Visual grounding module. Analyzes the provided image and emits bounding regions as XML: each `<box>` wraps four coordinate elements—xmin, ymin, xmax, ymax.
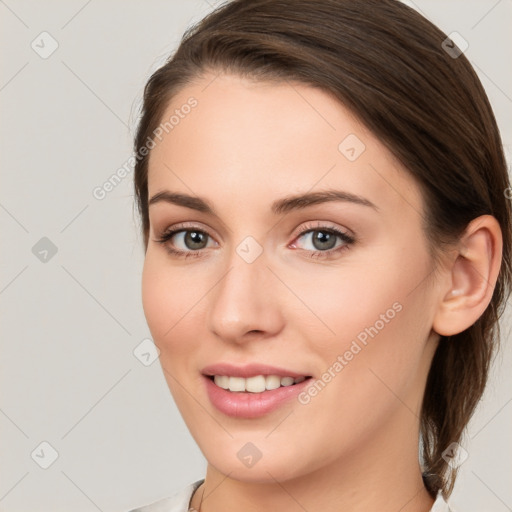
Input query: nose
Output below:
<box><xmin>207</xmin><ymin>253</ymin><xmax>285</xmax><ymax>345</ymax></box>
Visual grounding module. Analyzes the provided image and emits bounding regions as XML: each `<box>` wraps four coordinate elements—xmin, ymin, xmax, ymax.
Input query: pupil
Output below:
<box><xmin>313</xmin><ymin>231</ymin><xmax>336</xmax><ymax>250</ymax></box>
<box><xmin>186</xmin><ymin>231</ymin><xmax>206</xmax><ymax>249</ymax></box>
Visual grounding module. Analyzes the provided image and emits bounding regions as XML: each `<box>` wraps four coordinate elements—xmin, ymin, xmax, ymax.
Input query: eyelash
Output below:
<box><xmin>153</xmin><ymin>221</ymin><xmax>356</xmax><ymax>260</ymax></box>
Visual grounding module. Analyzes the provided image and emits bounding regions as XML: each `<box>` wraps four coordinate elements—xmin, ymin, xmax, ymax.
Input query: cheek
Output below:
<box><xmin>141</xmin><ymin>254</ymin><xmax>170</xmax><ymax>342</ymax></box>
<box><xmin>141</xmin><ymin>254</ymin><xmax>209</xmax><ymax>416</ymax></box>
<box><xmin>285</xmin><ymin>246</ymin><xmax>427</xmax><ymax>356</ymax></box>
<box><xmin>298</xmin><ymin>247</ymin><xmax>433</xmax><ymax>422</ymax></box>
<box><xmin>141</xmin><ymin>252</ymin><xmax>204</xmax><ymax>360</ymax></box>
<box><xmin>289</xmin><ymin>242</ymin><xmax>433</xmax><ymax>406</ymax></box>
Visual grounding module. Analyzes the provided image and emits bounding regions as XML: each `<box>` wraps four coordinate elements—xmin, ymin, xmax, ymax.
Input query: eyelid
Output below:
<box><xmin>291</xmin><ymin>221</ymin><xmax>355</xmax><ymax>241</ymax></box>
<box><xmin>156</xmin><ymin>221</ymin><xmax>220</xmax><ymax>243</ymax></box>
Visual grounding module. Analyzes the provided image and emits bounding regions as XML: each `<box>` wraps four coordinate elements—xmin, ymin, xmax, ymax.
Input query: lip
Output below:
<box><xmin>201</xmin><ymin>363</ymin><xmax>313</xmax><ymax>418</ymax></box>
<box><xmin>201</xmin><ymin>362</ymin><xmax>309</xmax><ymax>379</ymax></box>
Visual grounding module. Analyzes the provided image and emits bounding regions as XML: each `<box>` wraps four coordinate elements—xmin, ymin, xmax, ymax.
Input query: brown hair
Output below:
<box><xmin>133</xmin><ymin>0</ymin><xmax>512</xmax><ymax>499</ymax></box>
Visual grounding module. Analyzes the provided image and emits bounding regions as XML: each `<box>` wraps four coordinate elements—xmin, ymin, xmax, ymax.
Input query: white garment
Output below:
<box><xmin>129</xmin><ymin>479</ymin><xmax>454</xmax><ymax>511</ymax></box>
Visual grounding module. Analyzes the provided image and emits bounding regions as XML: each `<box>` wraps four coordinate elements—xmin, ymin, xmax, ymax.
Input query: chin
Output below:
<box><xmin>202</xmin><ymin>441</ymin><xmax>311</xmax><ymax>483</ymax></box>
<box><xmin>214</xmin><ymin>461</ymin><xmax>302</xmax><ymax>483</ymax></box>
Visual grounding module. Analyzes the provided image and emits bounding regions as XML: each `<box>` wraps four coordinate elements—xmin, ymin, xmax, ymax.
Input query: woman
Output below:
<box><xmin>129</xmin><ymin>0</ymin><xmax>511</xmax><ymax>510</ymax></box>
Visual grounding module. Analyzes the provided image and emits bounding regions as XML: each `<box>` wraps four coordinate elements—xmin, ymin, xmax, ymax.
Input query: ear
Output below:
<box><xmin>432</xmin><ymin>215</ymin><xmax>503</xmax><ymax>336</ymax></box>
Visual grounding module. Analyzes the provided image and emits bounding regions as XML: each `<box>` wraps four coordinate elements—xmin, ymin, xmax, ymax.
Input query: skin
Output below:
<box><xmin>141</xmin><ymin>72</ymin><xmax>502</xmax><ymax>512</ymax></box>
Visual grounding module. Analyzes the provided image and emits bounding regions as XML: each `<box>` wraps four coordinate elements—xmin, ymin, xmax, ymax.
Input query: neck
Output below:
<box><xmin>191</xmin><ymin>408</ymin><xmax>435</xmax><ymax>512</ymax></box>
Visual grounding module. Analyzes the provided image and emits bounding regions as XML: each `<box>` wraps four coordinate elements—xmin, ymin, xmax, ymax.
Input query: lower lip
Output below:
<box><xmin>203</xmin><ymin>375</ymin><xmax>312</xmax><ymax>419</ymax></box>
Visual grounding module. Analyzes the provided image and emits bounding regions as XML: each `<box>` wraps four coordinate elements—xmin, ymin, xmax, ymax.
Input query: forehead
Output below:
<box><xmin>147</xmin><ymin>72</ymin><xmax>423</xmax><ymax>218</ymax></box>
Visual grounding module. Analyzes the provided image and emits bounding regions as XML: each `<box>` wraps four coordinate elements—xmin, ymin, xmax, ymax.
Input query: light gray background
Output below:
<box><xmin>1</xmin><ymin>1</ymin><xmax>511</xmax><ymax>511</ymax></box>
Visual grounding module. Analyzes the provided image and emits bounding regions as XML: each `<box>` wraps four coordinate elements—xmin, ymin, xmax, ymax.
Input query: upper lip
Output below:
<box><xmin>201</xmin><ymin>363</ymin><xmax>310</xmax><ymax>379</ymax></box>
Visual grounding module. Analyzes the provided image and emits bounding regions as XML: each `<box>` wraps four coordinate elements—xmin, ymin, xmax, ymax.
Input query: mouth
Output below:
<box><xmin>205</xmin><ymin>374</ymin><xmax>313</xmax><ymax>393</ymax></box>
<box><xmin>202</xmin><ymin>366</ymin><xmax>314</xmax><ymax>418</ymax></box>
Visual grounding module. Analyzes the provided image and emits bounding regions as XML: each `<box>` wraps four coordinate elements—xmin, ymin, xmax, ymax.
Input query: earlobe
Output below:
<box><xmin>432</xmin><ymin>215</ymin><xmax>503</xmax><ymax>337</ymax></box>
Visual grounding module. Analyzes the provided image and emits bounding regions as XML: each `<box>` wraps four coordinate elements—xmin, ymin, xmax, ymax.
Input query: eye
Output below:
<box><xmin>154</xmin><ymin>224</ymin><xmax>217</xmax><ymax>258</ymax></box>
<box><xmin>153</xmin><ymin>221</ymin><xmax>355</xmax><ymax>260</ymax></box>
<box><xmin>290</xmin><ymin>222</ymin><xmax>355</xmax><ymax>259</ymax></box>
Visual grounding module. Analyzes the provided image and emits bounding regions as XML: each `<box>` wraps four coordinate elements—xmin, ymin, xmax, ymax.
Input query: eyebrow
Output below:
<box><xmin>148</xmin><ymin>189</ymin><xmax>378</xmax><ymax>215</ymax></box>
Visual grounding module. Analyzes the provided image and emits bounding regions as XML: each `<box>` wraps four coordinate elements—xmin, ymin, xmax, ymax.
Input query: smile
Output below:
<box><xmin>211</xmin><ymin>374</ymin><xmax>308</xmax><ymax>393</ymax></box>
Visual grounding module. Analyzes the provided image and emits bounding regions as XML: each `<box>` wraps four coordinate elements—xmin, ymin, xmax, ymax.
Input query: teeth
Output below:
<box><xmin>214</xmin><ymin>375</ymin><xmax>229</xmax><ymax>389</ymax></box>
<box><xmin>213</xmin><ymin>374</ymin><xmax>307</xmax><ymax>393</ymax></box>
<box><xmin>246</xmin><ymin>375</ymin><xmax>266</xmax><ymax>393</ymax></box>
<box><xmin>266</xmin><ymin>375</ymin><xmax>281</xmax><ymax>390</ymax></box>
<box><xmin>228</xmin><ymin>376</ymin><xmax>245</xmax><ymax>392</ymax></box>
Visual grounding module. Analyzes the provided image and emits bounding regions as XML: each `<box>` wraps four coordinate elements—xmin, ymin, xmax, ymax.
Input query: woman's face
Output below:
<box><xmin>142</xmin><ymin>72</ymin><xmax>442</xmax><ymax>481</ymax></box>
